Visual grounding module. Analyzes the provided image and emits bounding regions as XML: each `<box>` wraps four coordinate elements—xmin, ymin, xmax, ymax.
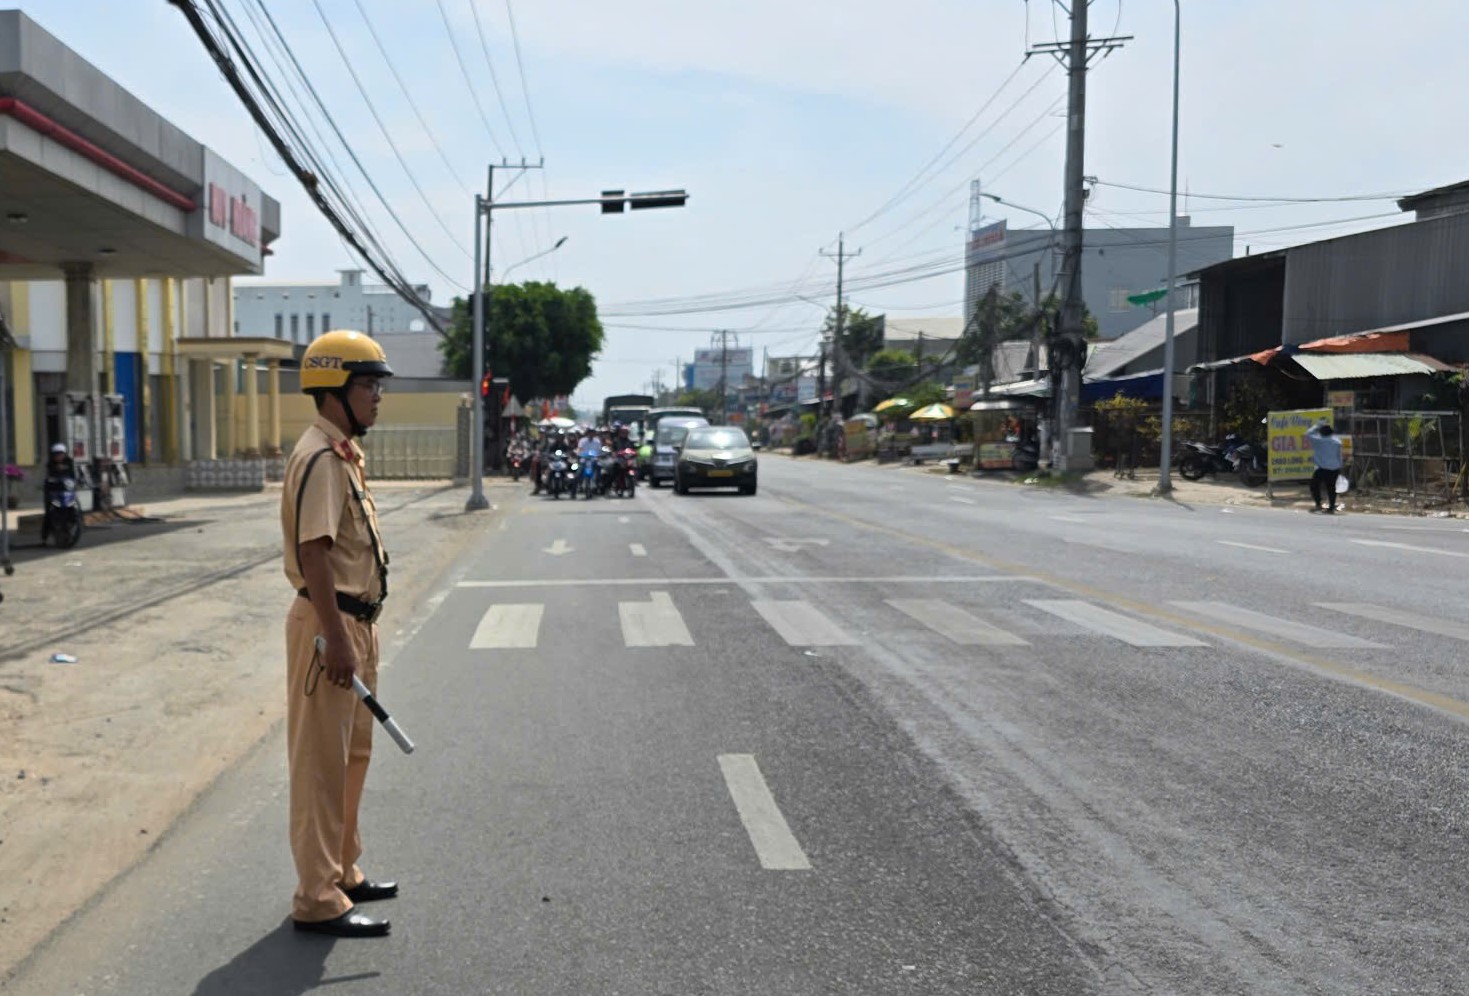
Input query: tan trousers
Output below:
<box><xmin>284</xmin><ymin>596</ymin><xmax>378</xmax><ymax>922</ymax></box>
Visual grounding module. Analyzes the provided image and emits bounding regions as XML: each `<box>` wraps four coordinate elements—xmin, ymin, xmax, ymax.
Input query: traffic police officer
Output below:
<box><xmin>281</xmin><ymin>329</ymin><xmax>396</xmax><ymax>937</ymax></box>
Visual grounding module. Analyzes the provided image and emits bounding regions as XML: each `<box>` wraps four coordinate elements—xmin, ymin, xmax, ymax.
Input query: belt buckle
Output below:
<box><xmin>364</xmin><ymin>601</ymin><xmax>382</xmax><ymax>624</ymax></box>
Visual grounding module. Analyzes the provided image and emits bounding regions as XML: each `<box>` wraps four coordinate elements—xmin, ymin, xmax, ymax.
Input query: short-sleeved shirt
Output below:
<box><xmin>281</xmin><ymin>416</ymin><xmax>386</xmax><ymax>603</ymax></box>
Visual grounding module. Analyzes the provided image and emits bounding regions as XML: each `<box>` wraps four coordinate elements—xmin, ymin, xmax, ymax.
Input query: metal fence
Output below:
<box><xmin>1345</xmin><ymin>411</ymin><xmax>1462</xmax><ymax>499</ymax></box>
<box><xmin>361</xmin><ymin>426</ymin><xmax>458</xmax><ymax>480</ymax></box>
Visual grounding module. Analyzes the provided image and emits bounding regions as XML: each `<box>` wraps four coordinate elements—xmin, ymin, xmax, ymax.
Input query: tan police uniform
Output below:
<box><xmin>280</xmin><ymin>414</ymin><xmax>388</xmax><ymax>923</ymax></box>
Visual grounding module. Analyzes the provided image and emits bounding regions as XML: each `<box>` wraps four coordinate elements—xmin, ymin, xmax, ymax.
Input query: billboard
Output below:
<box><xmin>691</xmin><ymin>346</ymin><xmax>754</xmax><ymax>391</ymax></box>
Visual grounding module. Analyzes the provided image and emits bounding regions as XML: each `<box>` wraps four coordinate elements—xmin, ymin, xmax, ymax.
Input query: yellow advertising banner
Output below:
<box><xmin>1267</xmin><ymin>408</ymin><xmax>1348</xmax><ymax>482</ymax></box>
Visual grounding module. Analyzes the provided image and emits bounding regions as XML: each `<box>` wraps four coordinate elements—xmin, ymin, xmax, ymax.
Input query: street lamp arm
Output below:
<box><xmin>501</xmin><ymin>236</ymin><xmax>568</xmax><ymax>281</ymax></box>
<box><xmin>981</xmin><ymin>192</ymin><xmax>1058</xmax><ymax>234</ymax></box>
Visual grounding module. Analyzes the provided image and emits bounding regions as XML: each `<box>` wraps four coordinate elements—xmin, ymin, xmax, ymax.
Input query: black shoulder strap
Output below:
<box><xmin>293</xmin><ymin>447</ymin><xmax>336</xmax><ymax>574</ymax></box>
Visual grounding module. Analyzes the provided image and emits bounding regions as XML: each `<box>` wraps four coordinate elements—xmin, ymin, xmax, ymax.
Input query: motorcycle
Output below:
<box><xmin>1176</xmin><ymin>436</ymin><xmax>1240</xmax><ymax>481</ymax></box>
<box><xmin>547</xmin><ymin>450</ymin><xmax>571</xmax><ymax>499</ymax></box>
<box><xmin>609</xmin><ymin>447</ymin><xmax>638</xmax><ymax>497</ymax></box>
<box><xmin>579</xmin><ymin>450</ymin><xmax>600</xmax><ymax>499</ymax></box>
<box><xmin>1229</xmin><ymin>440</ymin><xmax>1268</xmax><ymax>486</ymax></box>
<box><xmin>508</xmin><ymin>449</ymin><xmax>526</xmax><ymax>483</ymax></box>
<box><xmin>1176</xmin><ymin>434</ymin><xmax>1267</xmax><ymax>487</ymax></box>
<box><xmin>42</xmin><ymin>474</ymin><xmax>84</xmax><ymax>548</ymax></box>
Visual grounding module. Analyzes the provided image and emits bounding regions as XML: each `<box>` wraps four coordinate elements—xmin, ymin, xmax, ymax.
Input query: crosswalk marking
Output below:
<box><xmin>751</xmin><ymin>600</ymin><xmax>858</xmax><ymax>646</ymax></box>
<box><xmin>618</xmin><ymin>591</ymin><xmax>694</xmax><ymax>647</ymax></box>
<box><xmin>1317</xmin><ymin>602</ymin><xmax>1469</xmax><ymax>642</ymax></box>
<box><xmin>1169</xmin><ymin>601</ymin><xmax>1385</xmax><ymax>649</ymax></box>
<box><xmin>1025</xmin><ymin>599</ymin><xmax>1206</xmax><ymax>647</ymax></box>
<box><xmin>470</xmin><ymin>604</ymin><xmax>544</xmax><ymax>649</ymax></box>
<box><xmin>718</xmin><ymin>754</ymin><xmax>811</xmax><ymax>871</ymax></box>
<box><xmin>886</xmin><ymin>598</ymin><xmax>1029</xmax><ymax>646</ymax></box>
<box><xmin>629</xmin><ymin>543</ymin><xmax>648</xmax><ymax>557</ymax></box>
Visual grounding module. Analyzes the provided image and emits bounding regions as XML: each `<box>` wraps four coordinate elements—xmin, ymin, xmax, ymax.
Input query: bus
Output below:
<box><xmin>602</xmin><ymin>394</ymin><xmax>655</xmax><ymax>440</ymax></box>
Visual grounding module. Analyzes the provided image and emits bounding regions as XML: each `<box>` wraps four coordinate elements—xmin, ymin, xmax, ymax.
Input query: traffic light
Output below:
<box><xmin>629</xmin><ymin>189</ymin><xmax>688</xmax><ymax>210</ymax></box>
<box><xmin>601</xmin><ymin>190</ymin><xmax>626</xmax><ymax>214</ymax></box>
<box><xmin>480</xmin><ymin>371</ymin><xmax>492</xmax><ymax>398</ymax></box>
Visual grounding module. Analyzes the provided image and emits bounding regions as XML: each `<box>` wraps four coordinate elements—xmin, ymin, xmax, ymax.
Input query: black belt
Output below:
<box><xmin>297</xmin><ymin>588</ymin><xmax>383</xmax><ymax>624</ymax></box>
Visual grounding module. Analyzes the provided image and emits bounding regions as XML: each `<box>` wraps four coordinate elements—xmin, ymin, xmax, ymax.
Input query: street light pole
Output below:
<box><xmin>1156</xmin><ymin>0</ymin><xmax>1182</xmax><ymax>494</ymax></box>
<box><xmin>502</xmin><ymin>236</ymin><xmax>568</xmax><ymax>282</ymax></box>
<box><xmin>467</xmin><ymin>189</ymin><xmax>491</xmax><ymax>511</ymax></box>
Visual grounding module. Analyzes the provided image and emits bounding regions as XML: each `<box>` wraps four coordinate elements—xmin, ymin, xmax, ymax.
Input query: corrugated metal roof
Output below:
<box><xmin>1291</xmin><ymin>352</ymin><xmax>1453</xmax><ymax>380</ymax></box>
<box><xmin>1086</xmin><ymin>308</ymin><xmax>1200</xmax><ymax>378</ymax></box>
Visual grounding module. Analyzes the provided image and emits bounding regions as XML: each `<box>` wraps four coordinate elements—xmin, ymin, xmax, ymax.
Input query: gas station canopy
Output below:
<box><xmin>0</xmin><ymin>10</ymin><xmax>280</xmax><ymax>279</ymax></box>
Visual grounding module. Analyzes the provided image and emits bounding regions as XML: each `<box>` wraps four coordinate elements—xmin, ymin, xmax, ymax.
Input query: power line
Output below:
<box><xmin>431</xmin><ymin>0</ymin><xmax>507</xmax><ymax>157</ymax></box>
<box><xmin>241</xmin><ymin>0</ymin><xmax>466</xmax><ymax>291</ymax></box>
<box><xmin>845</xmin><ymin>59</ymin><xmax>1038</xmax><ymax>233</ymax></box>
<box><xmin>1092</xmin><ymin>179</ymin><xmax>1411</xmax><ymax>204</ymax></box>
<box><xmin>307</xmin><ymin>0</ymin><xmax>474</xmax><ymax>273</ymax></box>
<box><xmin>172</xmin><ymin>0</ymin><xmax>447</xmax><ymax>333</ymax></box>
<box><xmin>466</xmin><ymin>0</ymin><xmax>523</xmax><ymax>151</ymax></box>
<box><xmin>502</xmin><ymin>0</ymin><xmax>556</xmax><ymax>280</ymax></box>
<box><xmin>346</xmin><ymin>0</ymin><xmax>476</xmax><ymax>198</ymax></box>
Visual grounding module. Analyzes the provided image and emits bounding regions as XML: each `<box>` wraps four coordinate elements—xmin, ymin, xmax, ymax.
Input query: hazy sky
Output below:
<box><xmin>24</xmin><ymin>0</ymin><xmax>1469</xmax><ymax>409</ymax></box>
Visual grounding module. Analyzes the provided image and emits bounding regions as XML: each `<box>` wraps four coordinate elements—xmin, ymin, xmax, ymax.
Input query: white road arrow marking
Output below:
<box><xmin>542</xmin><ymin>539</ymin><xmax>574</xmax><ymax>556</ymax></box>
<box><xmin>630</xmin><ymin>543</ymin><xmax>647</xmax><ymax>557</ymax></box>
<box><xmin>763</xmin><ymin>538</ymin><xmax>831</xmax><ymax>553</ymax></box>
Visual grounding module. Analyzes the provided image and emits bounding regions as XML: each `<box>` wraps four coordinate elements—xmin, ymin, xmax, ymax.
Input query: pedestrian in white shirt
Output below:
<box><xmin>1305</xmin><ymin>422</ymin><xmax>1344</xmax><ymax>513</ymax></box>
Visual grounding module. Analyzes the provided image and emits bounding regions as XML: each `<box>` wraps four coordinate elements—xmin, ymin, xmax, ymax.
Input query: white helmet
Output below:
<box><xmin>50</xmin><ymin>443</ymin><xmax>66</xmax><ymax>455</ymax></box>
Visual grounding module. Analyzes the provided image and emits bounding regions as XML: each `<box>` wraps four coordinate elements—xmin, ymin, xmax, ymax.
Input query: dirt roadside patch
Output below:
<box><xmin>0</xmin><ymin>481</ymin><xmax>511</xmax><ymax>980</ymax></box>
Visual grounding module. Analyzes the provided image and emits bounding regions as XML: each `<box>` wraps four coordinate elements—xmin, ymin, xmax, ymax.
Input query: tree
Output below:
<box><xmin>866</xmin><ymin>348</ymin><xmax>919</xmax><ymax>396</ymax></box>
<box><xmin>674</xmin><ymin>387</ymin><xmax>721</xmax><ymax>414</ymax></box>
<box><xmin>441</xmin><ymin>281</ymin><xmax>605</xmax><ymax>403</ymax></box>
<box><xmin>823</xmin><ymin>305</ymin><xmax>884</xmax><ymax>369</ymax></box>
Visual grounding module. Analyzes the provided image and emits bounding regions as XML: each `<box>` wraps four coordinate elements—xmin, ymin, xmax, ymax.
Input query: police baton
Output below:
<box><xmin>314</xmin><ymin>636</ymin><xmax>416</xmax><ymax>755</ymax></box>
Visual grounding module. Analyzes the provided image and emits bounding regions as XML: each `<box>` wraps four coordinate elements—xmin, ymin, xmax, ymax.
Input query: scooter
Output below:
<box><xmin>508</xmin><ymin>449</ymin><xmax>526</xmax><ymax>482</ymax></box>
<box><xmin>42</xmin><ymin>474</ymin><xmax>84</xmax><ymax>548</ymax></box>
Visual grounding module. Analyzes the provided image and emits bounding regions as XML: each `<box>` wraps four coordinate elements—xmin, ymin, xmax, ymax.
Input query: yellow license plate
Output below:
<box><xmin>707</xmin><ymin>469</ymin><xmax>734</xmax><ymax>477</ymax></box>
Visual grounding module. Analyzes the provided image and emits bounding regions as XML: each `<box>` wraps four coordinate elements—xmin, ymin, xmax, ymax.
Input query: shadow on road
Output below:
<box><xmin>191</xmin><ymin>920</ymin><xmax>379</xmax><ymax>995</ymax></box>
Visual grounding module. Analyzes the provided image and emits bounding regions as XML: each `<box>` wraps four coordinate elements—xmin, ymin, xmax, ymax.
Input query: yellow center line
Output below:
<box><xmin>774</xmin><ymin>492</ymin><xmax>1469</xmax><ymax>725</ymax></box>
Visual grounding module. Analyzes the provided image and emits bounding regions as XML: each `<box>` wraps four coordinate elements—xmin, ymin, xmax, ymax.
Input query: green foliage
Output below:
<box><xmin>866</xmin><ymin>347</ymin><xmax>919</xmax><ymax>394</ymax></box>
<box><xmin>1217</xmin><ymin>373</ymin><xmax>1289</xmax><ymax>440</ymax></box>
<box><xmin>908</xmin><ymin>381</ymin><xmax>948</xmax><ymax>407</ymax></box>
<box><xmin>798</xmin><ymin>413</ymin><xmax>816</xmax><ymax>440</ymax></box>
<box><xmin>674</xmin><ymin>388</ymin><xmax>721</xmax><ymax>414</ymax></box>
<box><xmin>823</xmin><ymin>305</ymin><xmax>884</xmax><ymax>368</ymax></box>
<box><xmin>441</xmin><ymin>281</ymin><xmax>605</xmax><ymax>403</ymax></box>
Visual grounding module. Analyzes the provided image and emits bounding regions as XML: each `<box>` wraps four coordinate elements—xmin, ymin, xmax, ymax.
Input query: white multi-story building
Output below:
<box><xmin>232</xmin><ymin>270</ymin><xmax>450</xmax><ymax>377</ymax></box>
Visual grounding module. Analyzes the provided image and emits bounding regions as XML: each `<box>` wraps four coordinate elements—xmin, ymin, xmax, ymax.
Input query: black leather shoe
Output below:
<box><xmin>343</xmin><ymin>879</ymin><xmax>398</xmax><ymax>903</ymax></box>
<box><xmin>293</xmin><ymin>910</ymin><xmax>390</xmax><ymax>937</ymax></box>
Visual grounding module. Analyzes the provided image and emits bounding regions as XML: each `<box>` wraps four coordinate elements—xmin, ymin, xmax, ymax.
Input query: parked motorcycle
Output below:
<box><xmin>1176</xmin><ymin>434</ymin><xmax>1267</xmax><ymax>487</ymax></box>
<box><xmin>1230</xmin><ymin>441</ymin><xmax>1268</xmax><ymax>486</ymax></box>
<box><xmin>42</xmin><ymin>474</ymin><xmax>84</xmax><ymax>548</ymax></box>
<box><xmin>1177</xmin><ymin>437</ymin><xmax>1240</xmax><ymax>480</ymax></box>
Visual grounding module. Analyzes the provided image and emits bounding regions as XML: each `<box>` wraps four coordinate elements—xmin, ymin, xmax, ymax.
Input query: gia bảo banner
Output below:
<box><xmin>1267</xmin><ymin>408</ymin><xmax>1353</xmax><ymax>482</ymax></box>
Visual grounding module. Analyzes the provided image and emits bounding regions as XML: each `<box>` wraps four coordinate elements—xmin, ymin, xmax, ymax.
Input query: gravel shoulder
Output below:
<box><xmin>0</xmin><ymin>480</ymin><xmax>507</xmax><ymax>980</ymax></box>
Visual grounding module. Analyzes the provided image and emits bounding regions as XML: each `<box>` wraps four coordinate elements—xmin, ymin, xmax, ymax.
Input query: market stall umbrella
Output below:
<box><xmin>873</xmin><ymin>397</ymin><xmax>912</xmax><ymax>412</ymax></box>
<box><xmin>909</xmin><ymin>403</ymin><xmax>955</xmax><ymax>421</ymax></box>
<box><xmin>537</xmin><ymin>416</ymin><xmax>577</xmax><ymax>429</ymax></box>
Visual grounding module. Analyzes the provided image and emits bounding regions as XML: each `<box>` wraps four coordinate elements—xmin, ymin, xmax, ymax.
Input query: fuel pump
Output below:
<box><xmin>60</xmin><ymin>391</ymin><xmax>97</xmax><ymax>511</ymax></box>
<box><xmin>99</xmin><ymin>393</ymin><xmax>129</xmax><ymax>508</ymax></box>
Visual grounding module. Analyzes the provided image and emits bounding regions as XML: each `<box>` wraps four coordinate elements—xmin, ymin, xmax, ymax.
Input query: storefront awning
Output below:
<box><xmin>1291</xmin><ymin>352</ymin><xmax>1453</xmax><ymax>380</ymax></box>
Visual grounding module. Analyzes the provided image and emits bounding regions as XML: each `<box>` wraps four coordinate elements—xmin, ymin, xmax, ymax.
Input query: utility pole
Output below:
<box><xmin>465</xmin><ymin>168</ymin><xmax>687</xmax><ymax>511</ymax></box>
<box><xmin>1030</xmin><ymin>5</ymin><xmax>1129</xmax><ymax>471</ymax></box>
<box><xmin>820</xmin><ymin>233</ymin><xmax>860</xmax><ymax>454</ymax></box>
<box><xmin>711</xmin><ymin>329</ymin><xmax>737</xmax><ymax>424</ymax></box>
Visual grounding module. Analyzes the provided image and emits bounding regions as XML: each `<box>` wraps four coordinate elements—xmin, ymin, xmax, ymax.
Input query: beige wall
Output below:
<box><xmin>231</xmin><ymin>388</ymin><xmax>466</xmax><ymax>455</ymax></box>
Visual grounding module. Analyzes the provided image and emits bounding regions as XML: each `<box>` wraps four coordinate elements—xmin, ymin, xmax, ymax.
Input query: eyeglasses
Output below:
<box><xmin>354</xmin><ymin>379</ymin><xmax>386</xmax><ymax>397</ymax></box>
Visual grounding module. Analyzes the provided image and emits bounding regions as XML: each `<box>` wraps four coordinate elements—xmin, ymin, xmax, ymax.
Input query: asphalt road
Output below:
<box><xmin>10</xmin><ymin>456</ymin><xmax>1469</xmax><ymax>994</ymax></box>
